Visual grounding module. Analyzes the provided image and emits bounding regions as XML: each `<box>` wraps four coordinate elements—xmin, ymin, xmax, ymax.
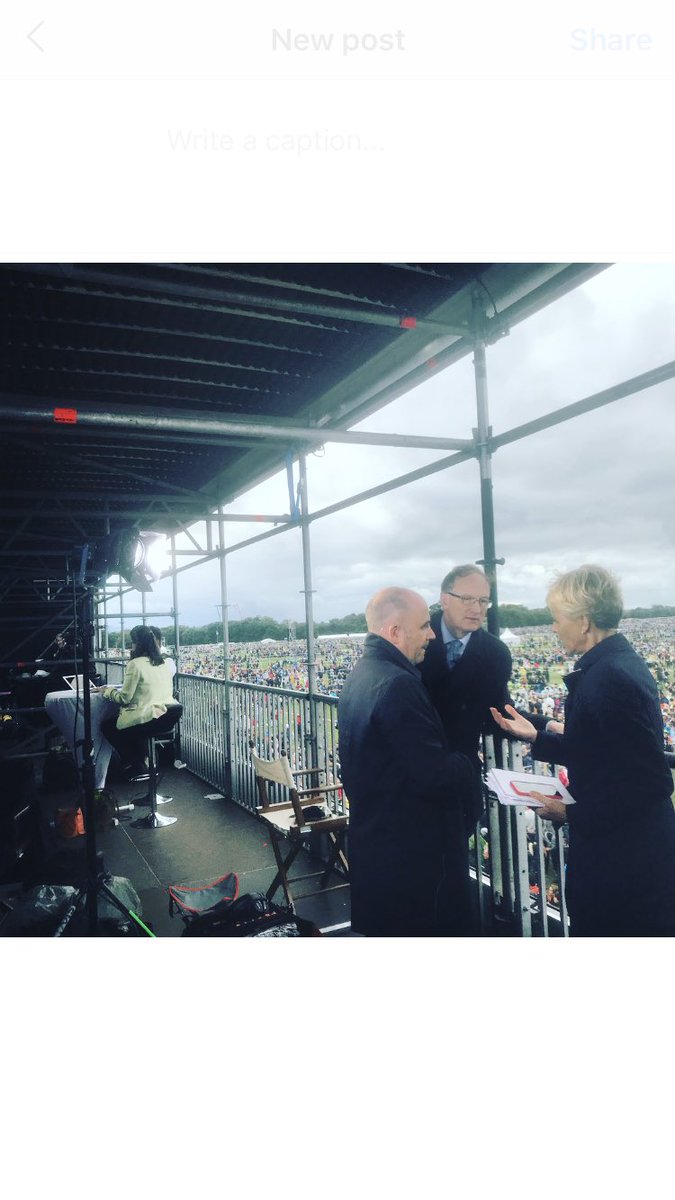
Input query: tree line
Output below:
<box><xmin>104</xmin><ymin>604</ymin><xmax>675</xmax><ymax>648</ymax></box>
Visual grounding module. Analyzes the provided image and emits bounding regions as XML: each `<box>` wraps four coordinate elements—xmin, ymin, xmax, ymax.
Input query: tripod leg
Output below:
<box><xmin>52</xmin><ymin>889</ymin><xmax>86</xmax><ymax>937</ymax></box>
<box><xmin>97</xmin><ymin>879</ymin><xmax>156</xmax><ymax>937</ymax></box>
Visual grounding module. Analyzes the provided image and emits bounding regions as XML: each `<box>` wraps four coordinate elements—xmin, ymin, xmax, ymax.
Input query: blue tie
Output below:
<box><xmin>446</xmin><ymin>638</ymin><xmax>463</xmax><ymax>670</ymax></box>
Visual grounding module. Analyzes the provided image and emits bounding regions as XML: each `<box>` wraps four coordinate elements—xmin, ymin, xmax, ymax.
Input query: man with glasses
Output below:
<box><xmin>420</xmin><ymin>564</ymin><xmax>513</xmax><ymax>833</ymax></box>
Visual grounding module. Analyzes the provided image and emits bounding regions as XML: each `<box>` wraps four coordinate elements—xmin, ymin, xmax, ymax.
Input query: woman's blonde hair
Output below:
<box><xmin>546</xmin><ymin>564</ymin><xmax>623</xmax><ymax>630</ymax></box>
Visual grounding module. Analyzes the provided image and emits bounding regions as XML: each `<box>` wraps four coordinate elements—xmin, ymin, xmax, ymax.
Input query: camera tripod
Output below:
<box><xmin>52</xmin><ymin>848</ymin><xmax>155</xmax><ymax>937</ymax></box>
<box><xmin>55</xmin><ymin>587</ymin><xmax>155</xmax><ymax>937</ymax></box>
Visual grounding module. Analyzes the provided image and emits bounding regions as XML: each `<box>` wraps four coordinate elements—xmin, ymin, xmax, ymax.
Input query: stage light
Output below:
<box><xmin>117</xmin><ymin>531</ymin><xmax>169</xmax><ymax>591</ymax></box>
<box><xmin>141</xmin><ymin>532</ymin><xmax>170</xmax><ymax>581</ymax></box>
<box><xmin>89</xmin><ymin>529</ymin><xmax>169</xmax><ymax>591</ymax></box>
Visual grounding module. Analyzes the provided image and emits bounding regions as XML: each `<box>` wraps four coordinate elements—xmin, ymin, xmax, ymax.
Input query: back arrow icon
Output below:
<box><xmin>28</xmin><ymin>21</ymin><xmax>45</xmax><ymax>52</ymax></box>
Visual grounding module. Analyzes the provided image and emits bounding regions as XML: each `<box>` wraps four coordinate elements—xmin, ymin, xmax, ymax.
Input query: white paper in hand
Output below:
<box><xmin>486</xmin><ymin>768</ymin><xmax>575</xmax><ymax>807</ymax></box>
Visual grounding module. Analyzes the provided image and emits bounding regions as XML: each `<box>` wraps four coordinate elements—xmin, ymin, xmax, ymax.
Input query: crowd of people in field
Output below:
<box><xmin>174</xmin><ymin>636</ymin><xmax>365</xmax><ymax>697</ymax></box>
<box><xmin>125</xmin><ymin>616</ymin><xmax>675</xmax><ymax>749</ymax></box>
<box><xmin>105</xmin><ymin>616</ymin><xmax>675</xmax><ymax>751</ymax></box>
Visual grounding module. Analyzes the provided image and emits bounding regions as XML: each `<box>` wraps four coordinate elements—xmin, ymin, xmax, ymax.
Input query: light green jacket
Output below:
<box><xmin>101</xmin><ymin>656</ymin><xmax>177</xmax><ymax>729</ymax></box>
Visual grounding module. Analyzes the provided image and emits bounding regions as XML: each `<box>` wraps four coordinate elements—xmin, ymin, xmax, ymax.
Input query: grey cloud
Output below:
<box><xmin>159</xmin><ymin>266</ymin><xmax>675</xmax><ymax>625</ymax></box>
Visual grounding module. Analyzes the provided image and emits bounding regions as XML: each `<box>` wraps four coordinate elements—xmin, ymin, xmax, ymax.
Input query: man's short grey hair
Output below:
<box><xmin>441</xmin><ymin>564</ymin><xmax>488</xmax><ymax>594</ymax></box>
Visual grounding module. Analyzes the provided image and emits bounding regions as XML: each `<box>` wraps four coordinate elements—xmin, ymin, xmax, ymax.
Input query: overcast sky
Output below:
<box><xmin>136</xmin><ymin>262</ymin><xmax>675</xmax><ymax>628</ymax></box>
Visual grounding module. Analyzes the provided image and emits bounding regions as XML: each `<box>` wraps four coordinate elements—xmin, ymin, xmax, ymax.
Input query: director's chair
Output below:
<box><xmin>251</xmin><ymin>749</ymin><xmax>349</xmax><ymax>908</ymax></box>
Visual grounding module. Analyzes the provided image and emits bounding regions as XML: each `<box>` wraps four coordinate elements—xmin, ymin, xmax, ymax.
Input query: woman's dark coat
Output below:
<box><xmin>337</xmin><ymin>634</ymin><xmax>481</xmax><ymax>936</ymax></box>
<box><xmin>533</xmin><ymin>633</ymin><xmax>675</xmax><ymax>936</ymax></box>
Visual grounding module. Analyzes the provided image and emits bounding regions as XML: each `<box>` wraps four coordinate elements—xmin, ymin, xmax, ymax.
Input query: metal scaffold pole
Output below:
<box><xmin>218</xmin><ymin>506</ymin><xmax>233</xmax><ymax>799</ymax></box>
<box><xmin>118</xmin><ymin>579</ymin><xmax>125</xmax><ymax>654</ymax></box>
<box><xmin>171</xmin><ymin>536</ymin><xmax>180</xmax><ymax>666</ymax></box>
<box><xmin>472</xmin><ymin>292</ymin><xmax>504</xmax><ymax>640</ymax></box>
<box><xmin>298</xmin><ymin>455</ymin><xmax>318</xmax><ymax>769</ymax></box>
<box><xmin>170</xmin><ymin>536</ymin><xmax>183</xmax><ymax>768</ymax></box>
<box><xmin>472</xmin><ymin>294</ymin><xmax>514</xmax><ymax>925</ymax></box>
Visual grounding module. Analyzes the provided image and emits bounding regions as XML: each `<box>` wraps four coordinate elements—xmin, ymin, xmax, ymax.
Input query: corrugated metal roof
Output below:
<box><xmin>0</xmin><ymin>261</ymin><xmax>604</xmax><ymax>659</ymax></box>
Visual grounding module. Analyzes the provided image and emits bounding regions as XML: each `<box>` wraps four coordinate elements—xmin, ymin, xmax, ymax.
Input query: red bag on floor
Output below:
<box><xmin>55</xmin><ymin>807</ymin><xmax>85</xmax><ymax>838</ymax></box>
<box><xmin>168</xmin><ymin>872</ymin><xmax>240</xmax><ymax>925</ymax></box>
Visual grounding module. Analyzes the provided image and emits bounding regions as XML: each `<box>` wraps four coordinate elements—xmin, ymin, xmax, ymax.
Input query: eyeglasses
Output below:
<box><xmin>444</xmin><ymin>591</ymin><xmax>492</xmax><ymax>610</ymax></box>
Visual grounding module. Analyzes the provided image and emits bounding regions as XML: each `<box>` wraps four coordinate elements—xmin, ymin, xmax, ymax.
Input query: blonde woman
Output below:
<box><xmin>491</xmin><ymin>565</ymin><xmax>675</xmax><ymax>937</ymax></box>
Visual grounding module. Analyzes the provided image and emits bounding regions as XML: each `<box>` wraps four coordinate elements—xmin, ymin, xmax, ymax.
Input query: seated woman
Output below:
<box><xmin>96</xmin><ymin>625</ymin><xmax>181</xmax><ymax>779</ymax></box>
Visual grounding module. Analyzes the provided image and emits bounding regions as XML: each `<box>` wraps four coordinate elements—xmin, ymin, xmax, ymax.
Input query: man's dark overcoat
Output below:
<box><xmin>532</xmin><ymin>633</ymin><xmax>675</xmax><ymax>936</ymax></box>
<box><xmin>420</xmin><ymin>613</ymin><xmax>513</xmax><ymax>823</ymax></box>
<box><xmin>337</xmin><ymin>633</ymin><xmax>480</xmax><ymax>936</ymax></box>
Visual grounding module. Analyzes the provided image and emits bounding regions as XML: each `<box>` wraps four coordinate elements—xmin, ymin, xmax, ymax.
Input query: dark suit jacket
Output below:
<box><xmin>420</xmin><ymin>614</ymin><xmax>513</xmax><ymax>814</ymax></box>
<box><xmin>337</xmin><ymin>634</ymin><xmax>481</xmax><ymax>936</ymax></box>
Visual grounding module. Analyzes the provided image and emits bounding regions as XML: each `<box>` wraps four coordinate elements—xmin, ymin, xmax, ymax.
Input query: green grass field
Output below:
<box><xmin>548</xmin><ymin>665</ymin><xmax>566</xmax><ymax>688</ymax></box>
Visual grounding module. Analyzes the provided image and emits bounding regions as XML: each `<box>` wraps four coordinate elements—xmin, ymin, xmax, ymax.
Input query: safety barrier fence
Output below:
<box><xmin>176</xmin><ymin>673</ymin><xmax>342</xmax><ymax>814</ymax></box>
<box><xmin>172</xmin><ymin>672</ymin><xmax>567</xmax><ymax>937</ymax></box>
<box><xmin>95</xmin><ymin>664</ymin><xmax>675</xmax><ymax>938</ymax></box>
<box><xmin>481</xmin><ymin>734</ymin><xmax>569</xmax><ymax>938</ymax></box>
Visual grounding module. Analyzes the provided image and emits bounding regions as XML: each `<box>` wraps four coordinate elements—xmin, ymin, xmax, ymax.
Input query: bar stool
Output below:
<box><xmin>134</xmin><ymin>705</ymin><xmax>183</xmax><ymax>830</ymax></box>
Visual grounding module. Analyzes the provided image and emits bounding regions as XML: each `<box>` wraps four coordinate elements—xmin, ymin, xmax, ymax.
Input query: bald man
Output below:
<box><xmin>338</xmin><ymin>588</ymin><xmax>481</xmax><ymax>936</ymax></box>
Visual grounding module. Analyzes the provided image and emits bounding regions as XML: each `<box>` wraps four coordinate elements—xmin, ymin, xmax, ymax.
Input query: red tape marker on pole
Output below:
<box><xmin>53</xmin><ymin>407</ymin><xmax>78</xmax><ymax>424</ymax></box>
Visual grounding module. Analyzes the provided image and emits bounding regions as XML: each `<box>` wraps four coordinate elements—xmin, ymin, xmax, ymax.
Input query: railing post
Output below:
<box><xmin>554</xmin><ymin>829</ymin><xmax>570</xmax><ymax>936</ymax></box>
<box><xmin>482</xmin><ymin>734</ymin><xmax>500</xmax><ymax>921</ymax></box>
<box><xmin>500</xmin><ymin>779</ymin><xmax>515</xmax><ymax>918</ymax></box>
<box><xmin>510</xmin><ymin>805</ymin><xmax>533</xmax><ymax>937</ymax></box>
<box><xmin>532</xmin><ymin>819</ymin><xmax>550</xmax><ymax>938</ymax></box>
<box><xmin>506</xmin><ymin>740</ymin><xmax>533</xmax><ymax>935</ymax></box>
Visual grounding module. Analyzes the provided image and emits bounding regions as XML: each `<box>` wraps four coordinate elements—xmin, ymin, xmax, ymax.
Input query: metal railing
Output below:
<box><xmin>95</xmin><ymin>663</ymin><xmax>675</xmax><ymax>937</ymax></box>
<box><xmin>175</xmin><ymin>673</ymin><xmax>343</xmax><ymax>813</ymax></box>
<box><xmin>95</xmin><ymin>658</ymin><xmax>124</xmax><ymax>687</ymax></box>
<box><xmin>85</xmin><ymin>664</ymin><xmax>675</xmax><ymax>935</ymax></box>
<box><xmin>171</xmin><ymin>673</ymin><xmax>568</xmax><ymax>935</ymax></box>
<box><xmin>481</xmin><ymin>734</ymin><xmax>569</xmax><ymax>938</ymax></box>
<box><xmin>176</xmin><ymin>673</ymin><xmax>228</xmax><ymax>796</ymax></box>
